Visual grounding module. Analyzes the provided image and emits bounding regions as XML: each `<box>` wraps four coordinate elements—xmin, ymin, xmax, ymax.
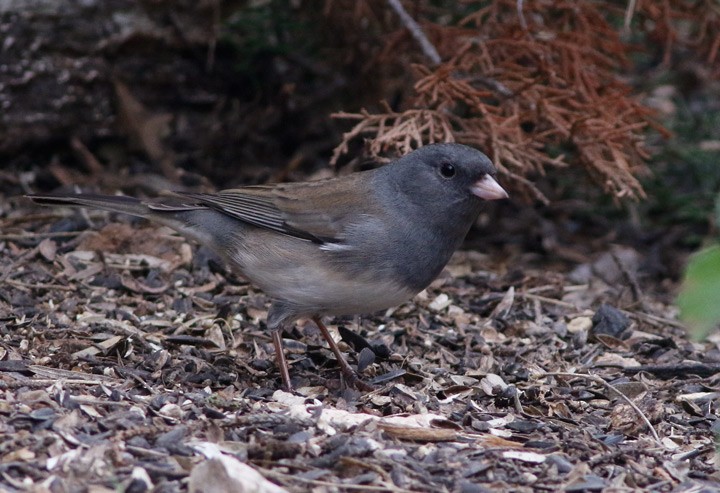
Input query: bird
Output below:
<box><xmin>27</xmin><ymin>143</ymin><xmax>508</xmax><ymax>391</ymax></box>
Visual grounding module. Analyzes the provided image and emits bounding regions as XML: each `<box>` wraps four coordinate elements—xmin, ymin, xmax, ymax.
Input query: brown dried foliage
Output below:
<box><xmin>330</xmin><ymin>0</ymin><xmax>717</xmax><ymax>203</ymax></box>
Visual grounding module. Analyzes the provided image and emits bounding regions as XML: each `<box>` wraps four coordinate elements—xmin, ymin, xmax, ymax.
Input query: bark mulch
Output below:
<box><xmin>1</xmin><ymin>198</ymin><xmax>719</xmax><ymax>493</ymax></box>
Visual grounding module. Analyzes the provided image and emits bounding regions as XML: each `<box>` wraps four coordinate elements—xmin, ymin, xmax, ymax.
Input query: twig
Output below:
<box><xmin>67</xmin><ymin>397</ymin><xmax>132</xmax><ymax>406</ymax></box>
<box><xmin>5</xmin><ymin>279</ymin><xmax>76</xmax><ymax>292</ymax></box>
<box><xmin>0</xmin><ymin>245</ymin><xmax>39</xmax><ymax>283</ymax></box>
<box><xmin>623</xmin><ymin>363</ymin><xmax>720</xmax><ymax>379</ymax></box>
<box><xmin>6</xmin><ymin>378</ymin><xmax>113</xmax><ymax>386</ymax></box>
<box><xmin>0</xmin><ymin>231</ymin><xmax>84</xmax><ymax>240</ymax></box>
<box><xmin>260</xmin><ymin>467</ymin><xmax>418</xmax><ymax>493</ymax></box>
<box><xmin>519</xmin><ymin>292</ymin><xmax>686</xmax><ymax>330</ymax></box>
<box><xmin>469</xmin><ymin>74</ymin><xmax>514</xmax><ymax>98</ymax></box>
<box><xmin>517</xmin><ymin>292</ymin><xmax>577</xmax><ymax>309</ymax></box>
<box><xmin>673</xmin><ymin>445</ymin><xmax>715</xmax><ymax>462</ymax></box>
<box><xmin>29</xmin><ymin>365</ymin><xmax>120</xmax><ymax>382</ymax></box>
<box><xmin>340</xmin><ymin>457</ymin><xmax>393</xmax><ymax>482</ymax></box>
<box><xmin>611</xmin><ymin>249</ymin><xmax>643</xmax><ymax>303</ymax></box>
<box><xmin>538</xmin><ymin>371</ymin><xmax>664</xmax><ymax>447</ymax></box>
<box><xmin>624</xmin><ymin>0</ymin><xmax>638</xmax><ymax>33</ymax></box>
<box><xmin>71</xmin><ymin>137</ymin><xmax>104</xmax><ymax>175</ymax></box>
<box><xmin>622</xmin><ymin>310</ymin><xmax>686</xmax><ymax>329</ymax></box>
<box><xmin>386</xmin><ymin>0</ymin><xmax>441</xmax><ymax>65</ymax></box>
<box><xmin>517</xmin><ymin>0</ymin><xmax>528</xmax><ymax>31</ymax></box>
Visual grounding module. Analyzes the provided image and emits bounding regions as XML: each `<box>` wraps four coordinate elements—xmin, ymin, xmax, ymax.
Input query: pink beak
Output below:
<box><xmin>471</xmin><ymin>175</ymin><xmax>508</xmax><ymax>200</ymax></box>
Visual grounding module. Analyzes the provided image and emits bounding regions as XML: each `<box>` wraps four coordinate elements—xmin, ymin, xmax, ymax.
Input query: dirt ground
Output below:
<box><xmin>1</xmin><ymin>181</ymin><xmax>719</xmax><ymax>492</ymax></box>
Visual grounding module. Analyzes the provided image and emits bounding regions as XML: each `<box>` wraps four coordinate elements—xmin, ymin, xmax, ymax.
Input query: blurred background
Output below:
<box><xmin>1</xmin><ymin>0</ymin><xmax>719</xmax><ymax>328</ymax></box>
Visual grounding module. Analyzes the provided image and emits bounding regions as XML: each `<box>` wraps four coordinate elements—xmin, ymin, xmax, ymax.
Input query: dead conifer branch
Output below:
<box><xmin>331</xmin><ymin>109</ymin><xmax>456</xmax><ymax>165</ymax></box>
<box><xmin>331</xmin><ymin>1</ymin><xmax>669</xmax><ymax>201</ymax></box>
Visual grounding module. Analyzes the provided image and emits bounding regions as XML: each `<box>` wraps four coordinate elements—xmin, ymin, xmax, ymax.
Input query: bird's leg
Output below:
<box><xmin>271</xmin><ymin>329</ymin><xmax>294</xmax><ymax>392</ymax></box>
<box><xmin>312</xmin><ymin>316</ymin><xmax>374</xmax><ymax>391</ymax></box>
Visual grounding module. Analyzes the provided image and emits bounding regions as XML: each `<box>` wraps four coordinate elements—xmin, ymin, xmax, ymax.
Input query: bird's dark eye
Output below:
<box><xmin>439</xmin><ymin>162</ymin><xmax>456</xmax><ymax>178</ymax></box>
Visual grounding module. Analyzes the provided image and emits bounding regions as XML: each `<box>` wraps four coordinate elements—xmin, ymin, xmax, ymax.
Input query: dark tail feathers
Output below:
<box><xmin>26</xmin><ymin>193</ymin><xmax>150</xmax><ymax>217</ymax></box>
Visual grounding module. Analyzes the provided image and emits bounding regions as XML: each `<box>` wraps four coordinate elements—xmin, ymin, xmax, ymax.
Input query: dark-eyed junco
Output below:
<box><xmin>27</xmin><ymin>143</ymin><xmax>508</xmax><ymax>391</ymax></box>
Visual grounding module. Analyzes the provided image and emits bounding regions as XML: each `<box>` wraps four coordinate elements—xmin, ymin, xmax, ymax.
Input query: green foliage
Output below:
<box><xmin>220</xmin><ymin>1</ymin><xmax>319</xmax><ymax>77</ymax></box>
<box><xmin>670</xmin><ymin>90</ymin><xmax>720</xmax><ymax>338</ymax></box>
<box><xmin>678</xmin><ymin>244</ymin><xmax>720</xmax><ymax>339</ymax></box>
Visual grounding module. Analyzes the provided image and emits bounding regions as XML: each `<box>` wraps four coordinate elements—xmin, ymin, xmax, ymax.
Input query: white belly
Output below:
<box><xmin>230</xmin><ymin>240</ymin><xmax>417</xmax><ymax>317</ymax></box>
